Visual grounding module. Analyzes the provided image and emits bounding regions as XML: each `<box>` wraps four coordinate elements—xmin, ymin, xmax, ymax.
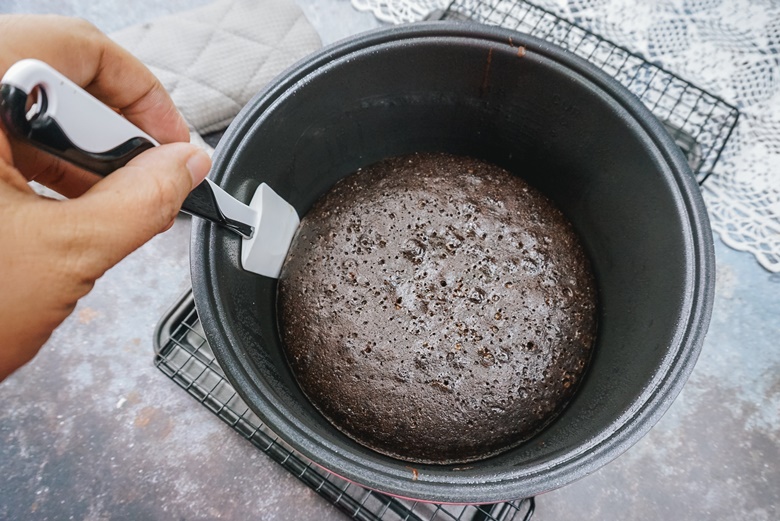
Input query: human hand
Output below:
<box><xmin>0</xmin><ymin>15</ymin><xmax>211</xmax><ymax>381</ymax></box>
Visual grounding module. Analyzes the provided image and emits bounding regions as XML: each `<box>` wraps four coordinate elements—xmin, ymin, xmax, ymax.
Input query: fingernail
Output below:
<box><xmin>186</xmin><ymin>148</ymin><xmax>211</xmax><ymax>187</ymax></box>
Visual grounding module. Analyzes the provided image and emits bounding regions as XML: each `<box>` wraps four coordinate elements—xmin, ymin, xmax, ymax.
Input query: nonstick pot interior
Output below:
<box><xmin>191</xmin><ymin>23</ymin><xmax>714</xmax><ymax>503</ymax></box>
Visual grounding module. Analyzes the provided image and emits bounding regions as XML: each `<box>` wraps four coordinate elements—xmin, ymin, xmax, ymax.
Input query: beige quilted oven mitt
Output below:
<box><xmin>111</xmin><ymin>0</ymin><xmax>322</xmax><ymax>135</ymax></box>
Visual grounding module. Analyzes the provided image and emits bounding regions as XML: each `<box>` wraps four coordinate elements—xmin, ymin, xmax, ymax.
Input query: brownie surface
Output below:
<box><xmin>278</xmin><ymin>152</ymin><xmax>598</xmax><ymax>464</ymax></box>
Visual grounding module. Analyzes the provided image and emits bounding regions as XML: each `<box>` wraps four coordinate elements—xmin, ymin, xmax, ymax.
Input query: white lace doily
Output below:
<box><xmin>351</xmin><ymin>0</ymin><xmax>780</xmax><ymax>272</ymax></box>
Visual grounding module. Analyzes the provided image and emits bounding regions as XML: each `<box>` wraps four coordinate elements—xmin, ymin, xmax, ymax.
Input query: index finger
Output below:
<box><xmin>0</xmin><ymin>14</ymin><xmax>189</xmax><ymax>144</ymax></box>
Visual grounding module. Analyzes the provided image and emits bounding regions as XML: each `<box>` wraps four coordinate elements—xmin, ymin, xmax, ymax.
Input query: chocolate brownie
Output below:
<box><xmin>278</xmin><ymin>152</ymin><xmax>598</xmax><ymax>464</ymax></box>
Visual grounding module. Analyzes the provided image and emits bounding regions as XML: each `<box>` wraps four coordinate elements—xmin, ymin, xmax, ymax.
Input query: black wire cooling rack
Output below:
<box><xmin>154</xmin><ymin>291</ymin><xmax>535</xmax><ymax>521</ymax></box>
<box><xmin>435</xmin><ymin>0</ymin><xmax>740</xmax><ymax>184</ymax></box>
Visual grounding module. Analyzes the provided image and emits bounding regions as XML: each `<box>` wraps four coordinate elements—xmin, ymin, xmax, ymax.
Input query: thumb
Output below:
<box><xmin>69</xmin><ymin>142</ymin><xmax>211</xmax><ymax>273</ymax></box>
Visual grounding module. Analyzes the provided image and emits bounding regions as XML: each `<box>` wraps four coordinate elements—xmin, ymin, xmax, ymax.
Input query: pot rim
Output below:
<box><xmin>191</xmin><ymin>22</ymin><xmax>715</xmax><ymax>503</ymax></box>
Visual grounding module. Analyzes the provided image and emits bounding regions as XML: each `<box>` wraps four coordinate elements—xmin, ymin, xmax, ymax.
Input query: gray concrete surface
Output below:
<box><xmin>0</xmin><ymin>1</ymin><xmax>778</xmax><ymax>520</ymax></box>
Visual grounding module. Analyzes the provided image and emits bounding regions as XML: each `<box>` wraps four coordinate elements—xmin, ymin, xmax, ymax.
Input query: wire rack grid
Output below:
<box><xmin>154</xmin><ymin>291</ymin><xmax>535</xmax><ymax>521</ymax></box>
<box><xmin>437</xmin><ymin>0</ymin><xmax>740</xmax><ymax>184</ymax></box>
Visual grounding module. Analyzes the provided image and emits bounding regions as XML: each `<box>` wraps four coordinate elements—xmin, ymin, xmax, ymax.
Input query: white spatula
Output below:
<box><xmin>0</xmin><ymin>59</ymin><xmax>299</xmax><ymax>278</ymax></box>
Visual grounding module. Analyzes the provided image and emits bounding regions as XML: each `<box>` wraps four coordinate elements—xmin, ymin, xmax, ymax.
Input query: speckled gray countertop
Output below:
<box><xmin>0</xmin><ymin>2</ymin><xmax>778</xmax><ymax>520</ymax></box>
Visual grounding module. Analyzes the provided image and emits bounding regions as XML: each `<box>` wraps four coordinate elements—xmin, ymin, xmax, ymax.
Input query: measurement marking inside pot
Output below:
<box><xmin>480</xmin><ymin>47</ymin><xmax>494</xmax><ymax>97</ymax></box>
